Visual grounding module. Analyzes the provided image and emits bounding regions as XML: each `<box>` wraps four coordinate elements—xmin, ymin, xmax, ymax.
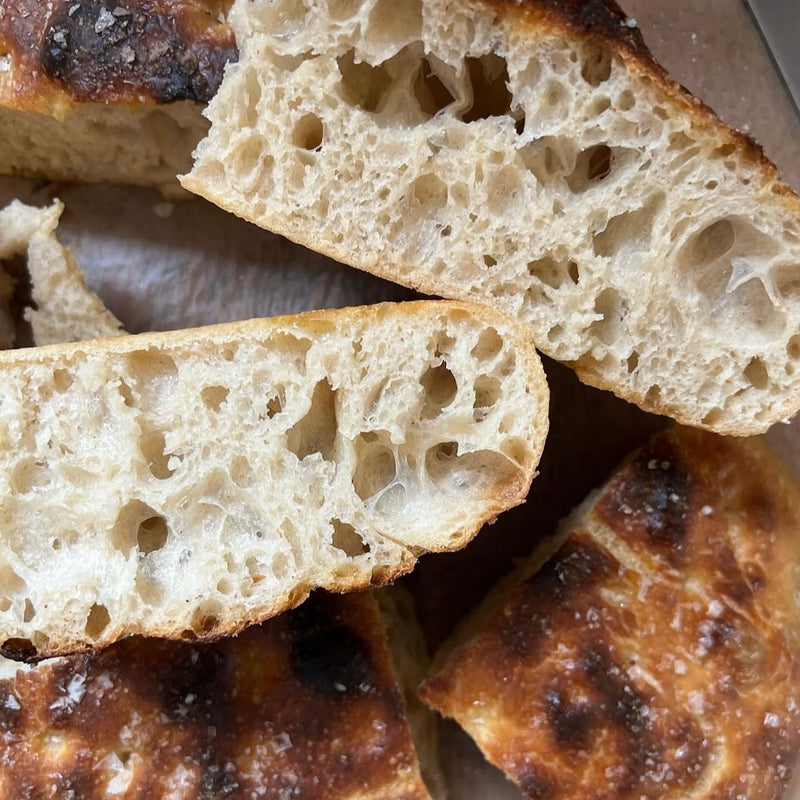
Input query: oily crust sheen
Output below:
<box><xmin>420</xmin><ymin>427</ymin><xmax>800</xmax><ymax>800</ymax></box>
<box><xmin>0</xmin><ymin>0</ymin><xmax>236</xmax><ymax>111</ymax></box>
<box><xmin>0</xmin><ymin>591</ymin><xmax>431</xmax><ymax>800</ymax></box>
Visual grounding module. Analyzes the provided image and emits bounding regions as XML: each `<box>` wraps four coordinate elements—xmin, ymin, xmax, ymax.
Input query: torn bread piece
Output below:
<box><xmin>0</xmin><ymin>590</ymin><xmax>433</xmax><ymax>800</ymax></box>
<box><xmin>0</xmin><ymin>300</ymin><xmax>548</xmax><ymax>660</ymax></box>
<box><xmin>0</xmin><ymin>1</ymin><xmax>237</xmax><ymax>196</ymax></box>
<box><xmin>0</xmin><ymin>200</ymin><xmax>124</xmax><ymax>347</ymax></box>
<box><xmin>183</xmin><ymin>0</ymin><xmax>800</xmax><ymax>435</ymax></box>
<box><xmin>420</xmin><ymin>426</ymin><xmax>800</xmax><ymax>800</ymax></box>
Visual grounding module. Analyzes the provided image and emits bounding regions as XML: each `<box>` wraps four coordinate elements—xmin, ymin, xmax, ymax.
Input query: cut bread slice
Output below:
<box><xmin>0</xmin><ymin>590</ymin><xmax>433</xmax><ymax>800</ymax></box>
<box><xmin>419</xmin><ymin>426</ymin><xmax>800</xmax><ymax>800</ymax></box>
<box><xmin>183</xmin><ymin>0</ymin><xmax>800</xmax><ymax>435</ymax></box>
<box><xmin>0</xmin><ymin>300</ymin><xmax>547</xmax><ymax>661</ymax></box>
<box><xmin>0</xmin><ymin>200</ymin><xmax>124</xmax><ymax>347</ymax></box>
<box><xmin>0</xmin><ymin>1</ymin><xmax>236</xmax><ymax>197</ymax></box>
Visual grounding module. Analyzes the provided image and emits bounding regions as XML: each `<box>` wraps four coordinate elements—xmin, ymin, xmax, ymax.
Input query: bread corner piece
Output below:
<box><xmin>419</xmin><ymin>425</ymin><xmax>800</xmax><ymax>800</ymax></box>
<box><xmin>0</xmin><ymin>300</ymin><xmax>548</xmax><ymax>660</ymax></box>
<box><xmin>0</xmin><ymin>199</ymin><xmax>125</xmax><ymax>346</ymax></box>
<box><xmin>0</xmin><ymin>1</ymin><xmax>237</xmax><ymax>196</ymax></box>
<box><xmin>183</xmin><ymin>0</ymin><xmax>800</xmax><ymax>435</ymax></box>
<box><xmin>0</xmin><ymin>590</ymin><xmax>433</xmax><ymax>799</ymax></box>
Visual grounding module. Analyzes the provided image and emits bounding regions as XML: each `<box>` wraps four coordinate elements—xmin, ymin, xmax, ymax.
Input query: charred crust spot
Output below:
<box><xmin>596</xmin><ymin>437</ymin><xmax>691</xmax><ymax>563</ymax></box>
<box><xmin>517</xmin><ymin>766</ymin><xmax>557</xmax><ymax>800</ymax></box>
<box><xmin>0</xmin><ymin>686</ymin><xmax>22</xmax><ymax>733</ymax></box>
<box><xmin>499</xmin><ymin>534</ymin><xmax>619</xmax><ymax>658</ymax></box>
<box><xmin>199</xmin><ymin>762</ymin><xmax>239</xmax><ymax>798</ymax></box>
<box><xmin>545</xmin><ymin>689</ymin><xmax>594</xmax><ymax>750</ymax></box>
<box><xmin>39</xmin><ymin>0</ymin><xmax>237</xmax><ymax>104</ymax></box>
<box><xmin>288</xmin><ymin>595</ymin><xmax>378</xmax><ymax>698</ymax></box>
<box><xmin>0</xmin><ymin>637</ymin><xmax>38</xmax><ymax>662</ymax></box>
<box><xmin>159</xmin><ymin>645</ymin><xmax>227</xmax><ymax>722</ymax></box>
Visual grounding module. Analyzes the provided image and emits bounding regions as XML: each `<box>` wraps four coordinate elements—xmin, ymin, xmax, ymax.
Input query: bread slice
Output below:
<box><xmin>0</xmin><ymin>1</ymin><xmax>236</xmax><ymax>197</ymax></box>
<box><xmin>182</xmin><ymin>0</ymin><xmax>800</xmax><ymax>435</ymax></box>
<box><xmin>419</xmin><ymin>426</ymin><xmax>800</xmax><ymax>800</ymax></box>
<box><xmin>0</xmin><ymin>590</ymin><xmax>433</xmax><ymax>799</ymax></box>
<box><xmin>0</xmin><ymin>200</ymin><xmax>125</xmax><ymax>347</ymax></box>
<box><xmin>0</xmin><ymin>300</ymin><xmax>547</xmax><ymax>661</ymax></box>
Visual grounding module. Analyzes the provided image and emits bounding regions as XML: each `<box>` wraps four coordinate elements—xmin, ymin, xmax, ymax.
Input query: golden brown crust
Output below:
<box><xmin>0</xmin><ymin>0</ymin><xmax>237</xmax><ymax>113</ymax></box>
<box><xmin>0</xmin><ymin>591</ymin><xmax>432</xmax><ymax>800</ymax></box>
<box><xmin>420</xmin><ymin>426</ymin><xmax>800</xmax><ymax>800</ymax></box>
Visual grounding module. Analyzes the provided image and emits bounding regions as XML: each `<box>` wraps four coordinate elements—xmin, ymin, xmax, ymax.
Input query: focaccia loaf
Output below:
<box><xmin>0</xmin><ymin>200</ymin><xmax>124</xmax><ymax>347</ymax></box>
<box><xmin>420</xmin><ymin>426</ymin><xmax>800</xmax><ymax>800</ymax></box>
<box><xmin>0</xmin><ymin>1</ymin><xmax>237</xmax><ymax>196</ymax></box>
<box><xmin>0</xmin><ymin>591</ymin><xmax>432</xmax><ymax>800</ymax></box>
<box><xmin>0</xmin><ymin>300</ymin><xmax>548</xmax><ymax>661</ymax></box>
<box><xmin>183</xmin><ymin>0</ymin><xmax>800</xmax><ymax>435</ymax></box>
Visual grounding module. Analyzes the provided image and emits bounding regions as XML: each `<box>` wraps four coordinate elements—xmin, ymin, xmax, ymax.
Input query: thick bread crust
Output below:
<box><xmin>420</xmin><ymin>426</ymin><xmax>800</xmax><ymax>800</ymax></box>
<box><xmin>0</xmin><ymin>300</ymin><xmax>548</xmax><ymax>660</ymax></box>
<box><xmin>184</xmin><ymin>0</ymin><xmax>800</xmax><ymax>434</ymax></box>
<box><xmin>0</xmin><ymin>591</ymin><xmax>432</xmax><ymax>800</ymax></box>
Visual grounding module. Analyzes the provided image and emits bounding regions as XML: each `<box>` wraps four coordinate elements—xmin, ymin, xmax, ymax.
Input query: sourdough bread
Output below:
<box><xmin>183</xmin><ymin>0</ymin><xmax>800</xmax><ymax>435</ymax></box>
<box><xmin>0</xmin><ymin>300</ymin><xmax>548</xmax><ymax>660</ymax></box>
<box><xmin>420</xmin><ymin>426</ymin><xmax>800</xmax><ymax>800</ymax></box>
<box><xmin>0</xmin><ymin>200</ymin><xmax>124</xmax><ymax>346</ymax></box>
<box><xmin>0</xmin><ymin>590</ymin><xmax>433</xmax><ymax>800</ymax></box>
<box><xmin>0</xmin><ymin>1</ymin><xmax>236</xmax><ymax>197</ymax></box>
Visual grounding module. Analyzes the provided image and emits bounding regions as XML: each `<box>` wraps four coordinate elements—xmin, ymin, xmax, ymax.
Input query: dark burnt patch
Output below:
<box><xmin>0</xmin><ymin>637</ymin><xmax>38</xmax><ymax>663</ymax></box>
<box><xmin>517</xmin><ymin>765</ymin><xmax>557</xmax><ymax>799</ymax></box>
<box><xmin>596</xmin><ymin>436</ymin><xmax>691</xmax><ymax>564</ymax></box>
<box><xmin>288</xmin><ymin>593</ymin><xmax>379</xmax><ymax>699</ymax></box>
<box><xmin>498</xmin><ymin>534</ymin><xmax>619</xmax><ymax>658</ymax></box>
<box><xmin>545</xmin><ymin>688</ymin><xmax>595</xmax><ymax>751</ymax></box>
<box><xmin>39</xmin><ymin>0</ymin><xmax>237</xmax><ymax>104</ymax></box>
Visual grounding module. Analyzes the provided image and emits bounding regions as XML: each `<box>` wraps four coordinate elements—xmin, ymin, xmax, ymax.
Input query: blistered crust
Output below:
<box><xmin>421</xmin><ymin>427</ymin><xmax>800</xmax><ymax>800</ymax></box>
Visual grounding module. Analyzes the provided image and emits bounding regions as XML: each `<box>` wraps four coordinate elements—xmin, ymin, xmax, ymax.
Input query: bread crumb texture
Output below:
<box><xmin>183</xmin><ymin>0</ymin><xmax>800</xmax><ymax>435</ymax></box>
<box><xmin>0</xmin><ymin>301</ymin><xmax>547</xmax><ymax>659</ymax></box>
<box><xmin>420</xmin><ymin>426</ymin><xmax>800</xmax><ymax>800</ymax></box>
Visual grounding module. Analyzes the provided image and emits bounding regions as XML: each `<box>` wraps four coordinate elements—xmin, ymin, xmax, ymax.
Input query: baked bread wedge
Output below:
<box><xmin>0</xmin><ymin>200</ymin><xmax>124</xmax><ymax>347</ymax></box>
<box><xmin>419</xmin><ymin>426</ymin><xmax>800</xmax><ymax>800</ymax></box>
<box><xmin>0</xmin><ymin>300</ymin><xmax>547</xmax><ymax>661</ymax></box>
<box><xmin>183</xmin><ymin>0</ymin><xmax>800</xmax><ymax>435</ymax></box>
<box><xmin>0</xmin><ymin>1</ymin><xmax>236</xmax><ymax>196</ymax></box>
<box><xmin>0</xmin><ymin>590</ymin><xmax>433</xmax><ymax>799</ymax></box>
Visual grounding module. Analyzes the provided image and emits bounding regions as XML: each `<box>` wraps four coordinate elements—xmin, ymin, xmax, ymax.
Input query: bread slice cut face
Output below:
<box><xmin>183</xmin><ymin>0</ymin><xmax>800</xmax><ymax>435</ymax></box>
<box><xmin>0</xmin><ymin>300</ymin><xmax>547</xmax><ymax>660</ymax></box>
<box><xmin>420</xmin><ymin>426</ymin><xmax>800</xmax><ymax>800</ymax></box>
<box><xmin>0</xmin><ymin>590</ymin><xmax>433</xmax><ymax>800</ymax></box>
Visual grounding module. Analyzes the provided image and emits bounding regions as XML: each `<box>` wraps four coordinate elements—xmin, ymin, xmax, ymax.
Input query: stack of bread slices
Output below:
<box><xmin>1</xmin><ymin>1</ymin><xmax>800</xmax><ymax>798</ymax></box>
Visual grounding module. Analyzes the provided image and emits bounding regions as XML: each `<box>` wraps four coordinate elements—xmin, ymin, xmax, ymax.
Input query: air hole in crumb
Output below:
<box><xmin>528</xmin><ymin>255</ymin><xmax>579</xmax><ymax>290</ymax></box>
<box><xmin>0</xmin><ymin>598</ymin><xmax>9</xmax><ymax>613</ymax></box>
<box><xmin>293</xmin><ymin>113</ymin><xmax>324</xmax><ymax>150</ymax></box>
<box><xmin>266</xmin><ymin>392</ymin><xmax>283</xmax><ymax>418</ymax></box>
<box><xmin>23</xmin><ymin>598</ymin><xmax>35</xmax><ymax>623</ymax></box>
<box><xmin>581</xmin><ymin>48</ymin><xmax>612</xmax><ymax>85</ymax></box>
<box><xmin>331</xmin><ymin>519</ymin><xmax>369</xmax><ymax>557</ymax></box>
<box><xmin>617</xmin><ymin>89</ymin><xmax>635</xmax><ymax>111</ymax></box>
<box><xmin>10</xmin><ymin>458</ymin><xmax>51</xmax><ymax>494</ymax></box>
<box><xmin>425</xmin><ymin>442</ymin><xmax>519</xmax><ymax>496</ymax></box>
<box><xmin>201</xmin><ymin>385</ymin><xmax>229</xmax><ymax>412</ymax></box>
<box><xmin>626</xmin><ymin>351</ymin><xmax>640</xmax><ymax>373</ymax></box>
<box><xmin>0</xmin><ymin>565</ymin><xmax>25</xmax><ymax>597</ymax></box>
<box><xmin>565</xmin><ymin>144</ymin><xmax>612</xmax><ymax>192</ymax></box>
<box><xmin>286</xmin><ymin>379</ymin><xmax>338</xmax><ymax>461</ymax></box>
<box><xmin>788</xmin><ymin>335</ymin><xmax>800</xmax><ymax>360</ymax></box>
<box><xmin>461</xmin><ymin>54</ymin><xmax>512</xmax><ymax>123</ymax></box>
<box><xmin>471</xmin><ymin>327</ymin><xmax>503</xmax><ymax>362</ymax></box>
<box><xmin>137</xmin><ymin>514</ymin><xmax>169</xmax><ymax>555</ymax></box>
<box><xmin>0</xmin><ymin>637</ymin><xmax>36</xmax><ymax>660</ymax></box>
<box><xmin>216</xmin><ymin>578</ymin><xmax>234</xmax><ymax>595</ymax></box>
<box><xmin>118</xmin><ymin>379</ymin><xmax>134</xmax><ymax>407</ymax></box>
<box><xmin>85</xmin><ymin>604</ymin><xmax>110</xmax><ymax>638</ymax></box>
<box><xmin>701</xmin><ymin>407</ymin><xmax>723</xmax><ymax>427</ymax></box>
<box><xmin>190</xmin><ymin>602</ymin><xmax>222</xmax><ymax>635</ymax></box>
<box><xmin>412</xmin><ymin>173</ymin><xmax>448</xmax><ymax>211</ymax></box>
<box><xmin>743</xmin><ymin>357</ymin><xmax>769</xmax><ymax>390</ymax></box>
<box><xmin>230</xmin><ymin>455</ymin><xmax>256</xmax><ymax>488</ymax></box>
<box><xmin>111</xmin><ymin>500</ymin><xmax>163</xmax><ymax>556</ymax></box>
<box><xmin>353</xmin><ymin>432</ymin><xmax>396</xmax><ymax>501</ymax></box>
<box><xmin>588</xmin><ymin>288</ymin><xmax>628</xmax><ymax>346</ymax></box>
<box><xmin>141</xmin><ymin>429</ymin><xmax>176</xmax><ymax>479</ymax></box>
<box><xmin>483</xmin><ymin>255</ymin><xmax>497</xmax><ymax>267</ymax></box>
<box><xmin>52</xmin><ymin>369</ymin><xmax>73</xmax><ymax>393</ymax></box>
<box><xmin>415</xmin><ymin>57</ymin><xmax>457</xmax><ymax>116</ymax></box>
<box><xmin>420</xmin><ymin>362</ymin><xmax>458</xmax><ymax>419</ymax></box>
<box><xmin>473</xmin><ymin>374</ymin><xmax>501</xmax><ymax>413</ymax></box>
